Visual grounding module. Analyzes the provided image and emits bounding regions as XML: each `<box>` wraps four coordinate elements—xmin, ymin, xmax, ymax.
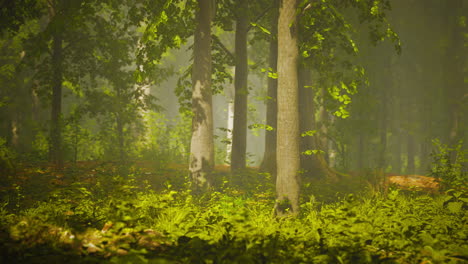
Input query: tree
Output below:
<box><xmin>296</xmin><ymin>0</ymin><xmax>400</xmax><ymax>176</ymax></box>
<box><xmin>260</xmin><ymin>0</ymin><xmax>279</xmax><ymax>176</ymax></box>
<box><xmin>190</xmin><ymin>0</ymin><xmax>215</xmax><ymax>192</ymax></box>
<box><xmin>0</xmin><ymin>1</ymin><xmax>65</xmax><ymax>166</ymax></box>
<box><xmin>1</xmin><ymin>0</ymin><xmax>145</xmax><ymax>167</ymax></box>
<box><xmin>230</xmin><ymin>0</ymin><xmax>249</xmax><ymax>172</ymax></box>
<box><xmin>48</xmin><ymin>1</ymin><xmax>64</xmax><ymax>168</ymax></box>
<box><xmin>136</xmin><ymin>0</ymin><xmax>223</xmax><ymax>192</ymax></box>
<box><xmin>298</xmin><ymin>63</ymin><xmax>320</xmax><ymax>178</ymax></box>
<box><xmin>443</xmin><ymin>0</ymin><xmax>467</xmax><ymax>150</ymax></box>
<box><xmin>275</xmin><ymin>0</ymin><xmax>300</xmax><ymax>216</ymax></box>
<box><xmin>0</xmin><ymin>19</ymin><xmax>40</xmax><ymax>155</ymax></box>
<box><xmin>220</xmin><ymin>0</ymin><xmax>273</xmax><ymax>172</ymax></box>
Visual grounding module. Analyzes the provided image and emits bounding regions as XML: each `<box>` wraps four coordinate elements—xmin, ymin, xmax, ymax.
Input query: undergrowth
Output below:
<box><xmin>0</xmin><ymin>167</ymin><xmax>466</xmax><ymax>264</ymax></box>
<box><xmin>0</xmin><ymin>142</ymin><xmax>467</xmax><ymax>263</ymax></box>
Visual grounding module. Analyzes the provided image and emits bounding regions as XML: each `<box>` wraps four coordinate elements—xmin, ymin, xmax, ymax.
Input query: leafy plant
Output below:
<box><xmin>430</xmin><ymin>139</ymin><xmax>467</xmax><ymax>190</ymax></box>
<box><xmin>138</xmin><ymin>111</ymin><xmax>191</xmax><ymax>168</ymax></box>
<box><xmin>2</xmin><ymin>165</ymin><xmax>467</xmax><ymax>263</ymax></box>
<box><xmin>0</xmin><ymin>137</ymin><xmax>15</xmax><ymax>174</ymax></box>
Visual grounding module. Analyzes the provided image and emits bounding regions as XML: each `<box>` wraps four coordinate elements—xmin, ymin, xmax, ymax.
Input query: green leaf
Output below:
<box><xmin>301</xmin><ymin>130</ymin><xmax>317</xmax><ymax>137</ymax></box>
<box><xmin>267</xmin><ymin>71</ymin><xmax>278</xmax><ymax>79</ymax></box>
<box><xmin>302</xmin><ymin>149</ymin><xmax>324</xmax><ymax>156</ymax></box>
<box><xmin>370</xmin><ymin>2</ymin><xmax>379</xmax><ymax>16</ymax></box>
<box><xmin>251</xmin><ymin>23</ymin><xmax>271</xmax><ymax>35</ymax></box>
<box><xmin>447</xmin><ymin>202</ymin><xmax>463</xmax><ymax>213</ymax></box>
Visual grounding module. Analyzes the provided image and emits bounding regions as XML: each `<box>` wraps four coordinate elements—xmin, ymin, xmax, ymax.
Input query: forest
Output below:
<box><xmin>0</xmin><ymin>0</ymin><xmax>467</xmax><ymax>263</ymax></box>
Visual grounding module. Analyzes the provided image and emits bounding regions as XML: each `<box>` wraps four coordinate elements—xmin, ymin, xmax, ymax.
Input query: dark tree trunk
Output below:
<box><xmin>298</xmin><ymin>65</ymin><xmax>318</xmax><ymax>178</ymax></box>
<box><xmin>357</xmin><ymin>131</ymin><xmax>365</xmax><ymax>171</ymax></box>
<box><xmin>49</xmin><ymin>29</ymin><xmax>63</xmax><ymax>169</ymax></box>
<box><xmin>406</xmin><ymin>93</ymin><xmax>415</xmax><ymax>174</ymax></box>
<box><xmin>116</xmin><ymin>86</ymin><xmax>125</xmax><ymax>162</ymax></box>
<box><xmin>231</xmin><ymin>0</ymin><xmax>249</xmax><ymax>172</ymax></box>
<box><xmin>378</xmin><ymin>67</ymin><xmax>388</xmax><ymax>170</ymax></box>
<box><xmin>443</xmin><ymin>0</ymin><xmax>466</xmax><ymax>150</ymax></box>
<box><xmin>407</xmin><ymin>131</ymin><xmax>415</xmax><ymax>174</ymax></box>
<box><xmin>318</xmin><ymin>87</ymin><xmax>329</xmax><ymax>163</ymax></box>
<box><xmin>393</xmin><ymin>102</ymin><xmax>402</xmax><ymax>174</ymax></box>
<box><xmin>116</xmin><ymin>115</ymin><xmax>125</xmax><ymax>162</ymax></box>
<box><xmin>260</xmin><ymin>0</ymin><xmax>278</xmax><ymax>176</ymax></box>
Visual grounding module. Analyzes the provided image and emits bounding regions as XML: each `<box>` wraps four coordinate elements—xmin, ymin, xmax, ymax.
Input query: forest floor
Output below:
<box><xmin>0</xmin><ymin>161</ymin><xmax>466</xmax><ymax>263</ymax></box>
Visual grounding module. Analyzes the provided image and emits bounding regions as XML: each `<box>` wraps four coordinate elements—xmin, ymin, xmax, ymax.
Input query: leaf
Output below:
<box><xmin>301</xmin><ymin>130</ymin><xmax>317</xmax><ymax>137</ymax></box>
<box><xmin>248</xmin><ymin>123</ymin><xmax>273</xmax><ymax>131</ymax></box>
<box><xmin>302</xmin><ymin>149</ymin><xmax>324</xmax><ymax>156</ymax></box>
<box><xmin>267</xmin><ymin>71</ymin><xmax>278</xmax><ymax>79</ymax></box>
<box><xmin>251</xmin><ymin>23</ymin><xmax>271</xmax><ymax>35</ymax></box>
<box><xmin>447</xmin><ymin>202</ymin><xmax>463</xmax><ymax>213</ymax></box>
<box><xmin>419</xmin><ymin>232</ymin><xmax>435</xmax><ymax>246</ymax></box>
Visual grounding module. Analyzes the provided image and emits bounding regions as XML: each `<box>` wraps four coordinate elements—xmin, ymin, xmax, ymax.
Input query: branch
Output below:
<box><xmin>212</xmin><ymin>35</ymin><xmax>235</xmax><ymax>65</ymax></box>
<box><xmin>301</xmin><ymin>3</ymin><xmax>313</xmax><ymax>14</ymax></box>
<box><xmin>296</xmin><ymin>3</ymin><xmax>313</xmax><ymax>25</ymax></box>
<box><xmin>246</xmin><ymin>5</ymin><xmax>273</xmax><ymax>33</ymax></box>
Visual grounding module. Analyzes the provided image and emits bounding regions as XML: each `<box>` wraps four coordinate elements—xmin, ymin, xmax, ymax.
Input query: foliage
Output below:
<box><xmin>0</xmin><ymin>163</ymin><xmax>466</xmax><ymax>263</ymax></box>
<box><xmin>0</xmin><ymin>0</ymin><xmax>466</xmax><ymax>262</ymax></box>
<box><xmin>62</xmin><ymin>108</ymin><xmax>96</xmax><ymax>162</ymax></box>
<box><xmin>0</xmin><ymin>137</ymin><xmax>16</xmax><ymax>174</ymax></box>
<box><xmin>138</xmin><ymin>111</ymin><xmax>191</xmax><ymax>167</ymax></box>
<box><xmin>28</xmin><ymin>129</ymin><xmax>49</xmax><ymax>162</ymax></box>
<box><xmin>430</xmin><ymin>139</ymin><xmax>467</xmax><ymax>190</ymax></box>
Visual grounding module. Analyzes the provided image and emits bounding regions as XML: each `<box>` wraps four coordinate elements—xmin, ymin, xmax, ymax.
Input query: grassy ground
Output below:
<box><xmin>0</xmin><ymin>161</ymin><xmax>466</xmax><ymax>263</ymax></box>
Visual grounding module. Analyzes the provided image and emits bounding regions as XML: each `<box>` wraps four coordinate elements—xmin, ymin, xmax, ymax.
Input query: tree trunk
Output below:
<box><xmin>392</xmin><ymin>100</ymin><xmax>402</xmax><ymax>174</ymax></box>
<box><xmin>49</xmin><ymin>26</ymin><xmax>63</xmax><ymax>169</ymax></box>
<box><xmin>357</xmin><ymin>131</ymin><xmax>365</xmax><ymax>171</ymax></box>
<box><xmin>318</xmin><ymin>87</ymin><xmax>329</xmax><ymax>163</ymax></box>
<box><xmin>327</xmin><ymin>116</ymin><xmax>336</xmax><ymax>168</ymax></box>
<box><xmin>9</xmin><ymin>117</ymin><xmax>19</xmax><ymax>148</ymax></box>
<box><xmin>115</xmin><ymin>86</ymin><xmax>125</xmax><ymax>162</ymax></box>
<box><xmin>260</xmin><ymin>0</ymin><xmax>278</xmax><ymax>176</ymax></box>
<box><xmin>444</xmin><ymin>0</ymin><xmax>466</xmax><ymax>151</ymax></box>
<box><xmin>276</xmin><ymin>0</ymin><xmax>300</xmax><ymax>216</ymax></box>
<box><xmin>231</xmin><ymin>0</ymin><xmax>249</xmax><ymax>172</ymax></box>
<box><xmin>407</xmin><ymin>130</ymin><xmax>415</xmax><ymax>174</ymax></box>
<box><xmin>190</xmin><ymin>0</ymin><xmax>214</xmax><ymax>193</ymax></box>
<box><xmin>226</xmin><ymin>90</ymin><xmax>234</xmax><ymax>164</ymax></box>
<box><xmin>406</xmin><ymin>95</ymin><xmax>415</xmax><ymax>174</ymax></box>
<box><xmin>224</xmin><ymin>75</ymin><xmax>234</xmax><ymax>164</ymax></box>
<box><xmin>116</xmin><ymin>115</ymin><xmax>125</xmax><ymax>162</ymax></box>
<box><xmin>378</xmin><ymin>64</ymin><xmax>388</xmax><ymax>170</ymax></box>
<box><xmin>298</xmin><ymin>65</ymin><xmax>319</xmax><ymax>178</ymax></box>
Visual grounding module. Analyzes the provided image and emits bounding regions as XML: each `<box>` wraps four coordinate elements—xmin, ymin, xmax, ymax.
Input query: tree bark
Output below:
<box><xmin>297</xmin><ymin>66</ymin><xmax>344</xmax><ymax>181</ymax></box>
<box><xmin>378</xmin><ymin>63</ymin><xmax>389</xmax><ymax>170</ymax></box>
<box><xmin>392</xmin><ymin>98</ymin><xmax>402</xmax><ymax>174</ymax></box>
<box><xmin>406</xmin><ymin>130</ymin><xmax>415</xmax><ymax>174</ymax></box>
<box><xmin>298</xmin><ymin>65</ymin><xmax>318</xmax><ymax>178</ymax></box>
<box><xmin>116</xmin><ymin>86</ymin><xmax>125</xmax><ymax>162</ymax></box>
<box><xmin>231</xmin><ymin>0</ymin><xmax>249</xmax><ymax>172</ymax></box>
<box><xmin>225</xmin><ymin>86</ymin><xmax>234</xmax><ymax>163</ymax></box>
<box><xmin>49</xmin><ymin>14</ymin><xmax>64</xmax><ymax>169</ymax></box>
<box><xmin>406</xmin><ymin>94</ymin><xmax>415</xmax><ymax>174</ymax></box>
<box><xmin>260</xmin><ymin>0</ymin><xmax>278</xmax><ymax>176</ymax></box>
<box><xmin>190</xmin><ymin>0</ymin><xmax>214</xmax><ymax>193</ymax></box>
<box><xmin>357</xmin><ymin>131</ymin><xmax>365</xmax><ymax>171</ymax></box>
<box><xmin>276</xmin><ymin>0</ymin><xmax>300</xmax><ymax>216</ymax></box>
<box><xmin>318</xmin><ymin>87</ymin><xmax>329</xmax><ymax>163</ymax></box>
<box><xmin>444</xmin><ymin>0</ymin><xmax>466</xmax><ymax>151</ymax></box>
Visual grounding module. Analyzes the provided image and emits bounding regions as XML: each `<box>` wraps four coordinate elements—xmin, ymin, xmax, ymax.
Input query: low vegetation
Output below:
<box><xmin>0</xmin><ymin>145</ymin><xmax>466</xmax><ymax>264</ymax></box>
